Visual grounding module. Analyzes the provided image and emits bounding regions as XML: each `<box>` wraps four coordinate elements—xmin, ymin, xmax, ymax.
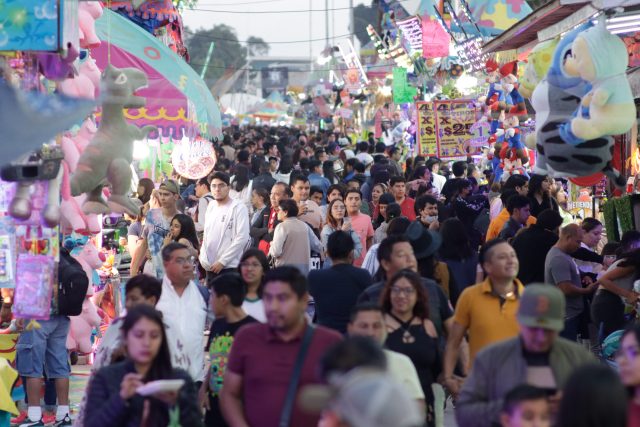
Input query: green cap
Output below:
<box><xmin>159</xmin><ymin>179</ymin><xmax>179</xmax><ymax>194</ymax></box>
<box><xmin>517</xmin><ymin>284</ymin><xmax>566</xmax><ymax>332</ymax></box>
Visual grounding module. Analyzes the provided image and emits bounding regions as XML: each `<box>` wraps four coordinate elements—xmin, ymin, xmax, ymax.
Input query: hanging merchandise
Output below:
<box><xmin>171</xmin><ymin>137</ymin><xmax>217</xmax><ymax>180</ymax></box>
<box><xmin>13</xmin><ymin>254</ymin><xmax>55</xmax><ymax>321</ymax></box>
<box><xmin>393</xmin><ymin>67</ymin><xmax>417</xmax><ymax>104</ymax></box>
<box><xmin>70</xmin><ymin>65</ymin><xmax>156</xmax><ymax>217</ymax></box>
<box><xmin>519</xmin><ymin>38</ymin><xmax>559</xmax><ymax>99</ymax></box>
<box><xmin>529</xmin><ymin>21</ymin><xmax>626</xmax><ymax>186</ymax></box>
<box><xmin>0</xmin><ymin>218</ymin><xmax>16</xmax><ymax>288</ymax></box>
<box><xmin>416</xmin><ymin>102</ymin><xmax>438</xmax><ymax>156</ymax></box>
<box><xmin>559</xmin><ymin>19</ymin><xmax>635</xmax><ymax>146</ymax></box>
<box><xmin>422</xmin><ymin>16</ymin><xmax>450</xmax><ymax>59</ymax></box>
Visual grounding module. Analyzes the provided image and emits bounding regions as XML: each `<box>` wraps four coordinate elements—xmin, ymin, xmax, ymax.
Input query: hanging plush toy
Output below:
<box><xmin>70</xmin><ymin>65</ymin><xmax>156</xmax><ymax>216</ymax></box>
<box><xmin>501</xmin><ymin>114</ymin><xmax>529</xmax><ymax>165</ymax></box>
<box><xmin>499</xmin><ymin>62</ymin><xmax>527</xmax><ymax>116</ymax></box>
<box><xmin>520</xmin><ymin>38</ymin><xmax>559</xmax><ymax>99</ymax></box>
<box><xmin>559</xmin><ymin>19</ymin><xmax>635</xmax><ymax>143</ymax></box>
<box><xmin>530</xmin><ymin>21</ymin><xmax>625</xmax><ymax>186</ymax></box>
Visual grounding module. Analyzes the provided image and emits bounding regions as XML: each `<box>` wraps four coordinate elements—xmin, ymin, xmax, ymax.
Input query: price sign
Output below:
<box><xmin>416</xmin><ymin>102</ymin><xmax>437</xmax><ymax>156</ymax></box>
<box><xmin>434</xmin><ymin>100</ymin><xmax>478</xmax><ymax>158</ymax></box>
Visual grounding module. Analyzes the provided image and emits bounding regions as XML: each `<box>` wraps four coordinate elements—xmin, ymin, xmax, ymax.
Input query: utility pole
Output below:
<box><xmin>325</xmin><ymin>0</ymin><xmax>329</xmax><ymax>48</ymax></box>
<box><xmin>349</xmin><ymin>0</ymin><xmax>354</xmax><ymax>46</ymax></box>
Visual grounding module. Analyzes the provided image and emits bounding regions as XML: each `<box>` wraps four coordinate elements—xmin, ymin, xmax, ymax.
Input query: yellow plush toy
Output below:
<box><xmin>561</xmin><ymin>19</ymin><xmax>634</xmax><ymax>143</ymax></box>
<box><xmin>520</xmin><ymin>38</ymin><xmax>559</xmax><ymax>99</ymax></box>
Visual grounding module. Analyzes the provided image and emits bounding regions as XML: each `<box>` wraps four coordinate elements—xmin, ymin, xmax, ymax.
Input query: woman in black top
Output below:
<box><xmin>381</xmin><ymin>269</ymin><xmax>441</xmax><ymax>427</ymax></box>
<box><xmin>527</xmin><ymin>174</ymin><xmax>559</xmax><ymax>218</ymax></box>
<box><xmin>85</xmin><ymin>305</ymin><xmax>202</xmax><ymax>427</ymax></box>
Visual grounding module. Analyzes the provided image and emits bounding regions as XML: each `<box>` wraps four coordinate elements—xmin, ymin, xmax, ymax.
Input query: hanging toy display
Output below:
<box><xmin>520</xmin><ymin>38</ymin><xmax>559</xmax><ymax>99</ymax></box>
<box><xmin>529</xmin><ymin>21</ymin><xmax>626</xmax><ymax>186</ymax></box>
<box><xmin>499</xmin><ymin>61</ymin><xmax>527</xmax><ymax>116</ymax></box>
<box><xmin>70</xmin><ymin>65</ymin><xmax>156</xmax><ymax>216</ymax></box>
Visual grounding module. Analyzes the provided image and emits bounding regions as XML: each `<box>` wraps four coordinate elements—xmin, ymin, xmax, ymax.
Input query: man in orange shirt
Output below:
<box><xmin>486</xmin><ymin>189</ymin><xmax>536</xmax><ymax>240</ymax></box>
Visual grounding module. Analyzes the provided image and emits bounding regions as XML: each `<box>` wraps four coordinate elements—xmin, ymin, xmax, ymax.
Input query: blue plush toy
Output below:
<box><xmin>529</xmin><ymin>21</ymin><xmax>625</xmax><ymax>186</ymax></box>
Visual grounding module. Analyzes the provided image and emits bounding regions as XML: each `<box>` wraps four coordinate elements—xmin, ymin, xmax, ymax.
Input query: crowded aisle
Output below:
<box><xmin>3</xmin><ymin>1</ymin><xmax>640</xmax><ymax>427</ymax></box>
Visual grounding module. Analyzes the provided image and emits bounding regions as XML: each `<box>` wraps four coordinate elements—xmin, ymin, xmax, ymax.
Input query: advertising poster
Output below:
<box><xmin>416</xmin><ymin>101</ymin><xmax>437</xmax><ymax>156</ymax></box>
<box><xmin>434</xmin><ymin>100</ymin><xmax>479</xmax><ymax>158</ymax></box>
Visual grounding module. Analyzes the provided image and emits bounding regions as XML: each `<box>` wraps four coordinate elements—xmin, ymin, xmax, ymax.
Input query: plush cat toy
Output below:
<box><xmin>529</xmin><ymin>22</ymin><xmax>625</xmax><ymax>186</ymax></box>
<box><xmin>559</xmin><ymin>19</ymin><xmax>635</xmax><ymax>144</ymax></box>
<box><xmin>70</xmin><ymin>65</ymin><xmax>155</xmax><ymax>216</ymax></box>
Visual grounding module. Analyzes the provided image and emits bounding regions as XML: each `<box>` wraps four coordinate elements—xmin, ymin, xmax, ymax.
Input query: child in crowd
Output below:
<box><xmin>500</xmin><ymin>385</ymin><xmax>551</xmax><ymax>427</ymax></box>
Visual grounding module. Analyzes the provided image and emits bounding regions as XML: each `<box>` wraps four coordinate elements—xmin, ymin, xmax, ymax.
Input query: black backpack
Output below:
<box><xmin>57</xmin><ymin>249</ymin><xmax>89</xmax><ymax>316</ymax></box>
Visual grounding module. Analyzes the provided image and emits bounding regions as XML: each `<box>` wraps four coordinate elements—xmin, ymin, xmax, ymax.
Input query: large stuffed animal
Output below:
<box><xmin>529</xmin><ymin>22</ymin><xmax>625</xmax><ymax>185</ymax></box>
<box><xmin>78</xmin><ymin>1</ymin><xmax>103</xmax><ymax>49</ymax></box>
<box><xmin>66</xmin><ymin>297</ymin><xmax>102</xmax><ymax>355</ymax></box>
<box><xmin>70</xmin><ymin>65</ymin><xmax>155</xmax><ymax>216</ymax></box>
<box><xmin>499</xmin><ymin>62</ymin><xmax>527</xmax><ymax>116</ymax></box>
<box><xmin>560</xmin><ymin>19</ymin><xmax>635</xmax><ymax>143</ymax></box>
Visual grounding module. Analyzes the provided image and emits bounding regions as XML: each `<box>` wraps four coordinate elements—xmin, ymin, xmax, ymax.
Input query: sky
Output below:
<box><xmin>182</xmin><ymin>0</ymin><xmax>367</xmax><ymax>59</ymax></box>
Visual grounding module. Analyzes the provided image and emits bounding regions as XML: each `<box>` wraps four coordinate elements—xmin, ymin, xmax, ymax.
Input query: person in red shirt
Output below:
<box><xmin>391</xmin><ymin>176</ymin><xmax>416</xmax><ymax>221</ymax></box>
<box><xmin>220</xmin><ymin>266</ymin><xmax>342</xmax><ymax>427</ymax></box>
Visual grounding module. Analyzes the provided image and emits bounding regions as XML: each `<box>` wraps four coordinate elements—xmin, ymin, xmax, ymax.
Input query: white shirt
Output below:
<box><xmin>156</xmin><ymin>276</ymin><xmax>207</xmax><ymax>381</ymax></box>
<box><xmin>384</xmin><ymin>349</ymin><xmax>425</xmax><ymax>400</ymax></box>
<box><xmin>431</xmin><ymin>173</ymin><xmax>446</xmax><ymax>193</ymax></box>
<box><xmin>204</xmin><ymin>201</ymin><xmax>232</xmax><ymax>265</ymax></box>
<box><xmin>361</xmin><ymin>243</ymin><xmax>380</xmax><ymax>277</ymax></box>
<box><xmin>242</xmin><ymin>298</ymin><xmax>266</xmax><ymax>323</ymax></box>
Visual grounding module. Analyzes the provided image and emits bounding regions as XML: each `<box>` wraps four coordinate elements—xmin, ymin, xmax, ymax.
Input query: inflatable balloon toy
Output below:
<box><xmin>70</xmin><ymin>65</ymin><xmax>156</xmax><ymax>216</ymax></box>
<box><xmin>529</xmin><ymin>21</ymin><xmax>626</xmax><ymax>186</ymax></box>
<box><xmin>78</xmin><ymin>1</ymin><xmax>103</xmax><ymax>49</ymax></box>
<box><xmin>559</xmin><ymin>19</ymin><xmax>635</xmax><ymax>145</ymax></box>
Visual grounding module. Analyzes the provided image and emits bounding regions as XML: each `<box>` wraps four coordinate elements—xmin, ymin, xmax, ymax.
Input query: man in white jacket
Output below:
<box><xmin>200</xmin><ymin>171</ymin><xmax>250</xmax><ymax>280</ymax></box>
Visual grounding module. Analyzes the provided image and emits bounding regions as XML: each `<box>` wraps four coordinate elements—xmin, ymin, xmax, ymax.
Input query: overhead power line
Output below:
<box><xmin>187</xmin><ymin>0</ymin><xmax>410</xmax><ymax>13</ymax></box>
<box><xmin>183</xmin><ymin>29</ymin><xmax>368</xmax><ymax>44</ymax></box>
<box><xmin>190</xmin><ymin>61</ymin><xmax>396</xmax><ymax>73</ymax></box>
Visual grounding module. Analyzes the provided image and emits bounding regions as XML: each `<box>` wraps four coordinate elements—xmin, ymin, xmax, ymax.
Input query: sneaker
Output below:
<box><xmin>17</xmin><ymin>419</ymin><xmax>45</xmax><ymax>427</ymax></box>
<box><xmin>10</xmin><ymin>411</ymin><xmax>27</xmax><ymax>425</ymax></box>
<box><xmin>52</xmin><ymin>415</ymin><xmax>72</xmax><ymax>427</ymax></box>
<box><xmin>42</xmin><ymin>413</ymin><xmax>56</xmax><ymax>425</ymax></box>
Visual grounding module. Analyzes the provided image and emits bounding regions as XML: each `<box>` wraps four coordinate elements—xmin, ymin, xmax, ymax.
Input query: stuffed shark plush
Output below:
<box><xmin>70</xmin><ymin>65</ymin><xmax>155</xmax><ymax>215</ymax></box>
<box><xmin>529</xmin><ymin>22</ymin><xmax>625</xmax><ymax>186</ymax></box>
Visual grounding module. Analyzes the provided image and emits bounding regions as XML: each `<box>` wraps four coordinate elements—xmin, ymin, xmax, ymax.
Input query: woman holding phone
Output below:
<box><xmin>321</xmin><ymin>199</ymin><xmax>362</xmax><ymax>268</ymax></box>
<box><xmin>84</xmin><ymin>305</ymin><xmax>202</xmax><ymax>427</ymax></box>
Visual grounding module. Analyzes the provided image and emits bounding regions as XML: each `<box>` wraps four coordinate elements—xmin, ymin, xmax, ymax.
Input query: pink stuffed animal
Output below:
<box><xmin>59</xmin><ymin>162</ymin><xmax>102</xmax><ymax>234</ymax></box>
<box><xmin>67</xmin><ymin>297</ymin><xmax>102</xmax><ymax>354</ymax></box>
<box><xmin>79</xmin><ymin>1</ymin><xmax>103</xmax><ymax>49</ymax></box>
<box><xmin>70</xmin><ymin>238</ymin><xmax>106</xmax><ymax>292</ymax></box>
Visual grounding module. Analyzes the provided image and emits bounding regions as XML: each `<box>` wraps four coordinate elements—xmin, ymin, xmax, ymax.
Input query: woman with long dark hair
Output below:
<box><xmin>164</xmin><ymin>214</ymin><xmax>200</xmax><ymax>255</ymax></box>
<box><xmin>380</xmin><ymin>269</ymin><xmax>440</xmax><ymax>426</ymax></box>
<box><xmin>230</xmin><ymin>163</ymin><xmax>253</xmax><ymax>214</ymax></box>
<box><xmin>238</xmin><ymin>248</ymin><xmax>270</xmax><ymax>323</ymax></box>
<box><xmin>137</xmin><ymin>178</ymin><xmax>155</xmax><ymax>205</ymax></box>
<box><xmin>321</xmin><ymin>199</ymin><xmax>362</xmax><ymax>268</ymax></box>
<box><xmin>617</xmin><ymin>323</ymin><xmax>640</xmax><ymax>425</ymax></box>
<box><xmin>527</xmin><ymin>174</ymin><xmax>559</xmax><ymax>218</ymax></box>
<box><xmin>592</xmin><ymin>248</ymin><xmax>640</xmax><ymax>341</ymax></box>
<box><xmin>84</xmin><ymin>305</ymin><xmax>202</xmax><ymax>427</ymax></box>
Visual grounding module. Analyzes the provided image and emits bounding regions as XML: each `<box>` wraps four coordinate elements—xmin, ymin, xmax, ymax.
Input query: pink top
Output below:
<box><xmin>349</xmin><ymin>212</ymin><xmax>374</xmax><ymax>267</ymax></box>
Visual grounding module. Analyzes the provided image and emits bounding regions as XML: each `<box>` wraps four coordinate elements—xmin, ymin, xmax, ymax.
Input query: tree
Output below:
<box><xmin>353</xmin><ymin>2</ymin><xmax>379</xmax><ymax>47</ymax></box>
<box><xmin>246</xmin><ymin>36</ymin><xmax>270</xmax><ymax>57</ymax></box>
<box><xmin>184</xmin><ymin>24</ymin><xmax>247</xmax><ymax>87</ymax></box>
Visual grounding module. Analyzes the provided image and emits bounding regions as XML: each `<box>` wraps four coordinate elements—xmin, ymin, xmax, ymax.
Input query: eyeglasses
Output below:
<box><xmin>173</xmin><ymin>256</ymin><xmax>196</xmax><ymax>265</ymax></box>
<box><xmin>390</xmin><ymin>286</ymin><xmax>416</xmax><ymax>296</ymax></box>
<box><xmin>615</xmin><ymin>345</ymin><xmax>640</xmax><ymax>362</ymax></box>
<box><xmin>240</xmin><ymin>262</ymin><xmax>262</xmax><ymax>269</ymax></box>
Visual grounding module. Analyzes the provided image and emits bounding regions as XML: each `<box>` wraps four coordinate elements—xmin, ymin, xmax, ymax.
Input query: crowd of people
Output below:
<box><xmin>6</xmin><ymin>125</ymin><xmax>640</xmax><ymax>427</ymax></box>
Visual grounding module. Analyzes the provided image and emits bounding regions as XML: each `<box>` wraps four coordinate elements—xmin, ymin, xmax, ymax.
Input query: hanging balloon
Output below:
<box><xmin>171</xmin><ymin>136</ymin><xmax>217</xmax><ymax>180</ymax></box>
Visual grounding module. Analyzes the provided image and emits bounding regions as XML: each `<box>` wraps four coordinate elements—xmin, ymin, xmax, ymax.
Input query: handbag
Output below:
<box><xmin>278</xmin><ymin>325</ymin><xmax>315</xmax><ymax>427</ymax></box>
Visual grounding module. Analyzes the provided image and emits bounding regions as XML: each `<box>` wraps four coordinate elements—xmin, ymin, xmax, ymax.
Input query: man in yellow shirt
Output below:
<box><xmin>486</xmin><ymin>189</ymin><xmax>537</xmax><ymax>240</ymax></box>
<box><xmin>443</xmin><ymin>238</ymin><xmax>524</xmax><ymax>398</ymax></box>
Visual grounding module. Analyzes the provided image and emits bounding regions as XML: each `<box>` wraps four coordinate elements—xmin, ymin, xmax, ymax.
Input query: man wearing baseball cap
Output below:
<box><xmin>455</xmin><ymin>284</ymin><xmax>594</xmax><ymax>427</ymax></box>
<box><xmin>131</xmin><ymin>179</ymin><xmax>180</xmax><ymax>278</ymax></box>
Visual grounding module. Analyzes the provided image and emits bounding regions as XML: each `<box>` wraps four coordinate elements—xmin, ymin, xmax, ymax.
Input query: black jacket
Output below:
<box><xmin>250</xmin><ymin>207</ymin><xmax>281</xmax><ymax>245</ymax></box>
<box><xmin>252</xmin><ymin>172</ymin><xmax>276</xmax><ymax>193</ymax></box>
<box><xmin>84</xmin><ymin>360</ymin><xmax>203</xmax><ymax>427</ymax></box>
<box><xmin>512</xmin><ymin>224</ymin><xmax>558</xmax><ymax>285</ymax></box>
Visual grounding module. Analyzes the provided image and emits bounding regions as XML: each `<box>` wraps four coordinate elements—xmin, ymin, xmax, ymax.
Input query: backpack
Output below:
<box><xmin>57</xmin><ymin>249</ymin><xmax>89</xmax><ymax>316</ymax></box>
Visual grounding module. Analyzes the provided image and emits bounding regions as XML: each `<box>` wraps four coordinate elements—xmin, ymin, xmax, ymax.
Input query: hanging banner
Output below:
<box><xmin>422</xmin><ymin>16</ymin><xmax>450</xmax><ymax>59</ymax></box>
<box><xmin>434</xmin><ymin>100</ymin><xmax>478</xmax><ymax>158</ymax></box>
<box><xmin>396</xmin><ymin>15</ymin><xmax>423</xmax><ymax>56</ymax></box>
<box><xmin>416</xmin><ymin>102</ymin><xmax>438</xmax><ymax>157</ymax></box>
<box><xmin>392</xmin><ymin>67</ymin><xmax>417</xmax><ymax>104</ymax></box>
